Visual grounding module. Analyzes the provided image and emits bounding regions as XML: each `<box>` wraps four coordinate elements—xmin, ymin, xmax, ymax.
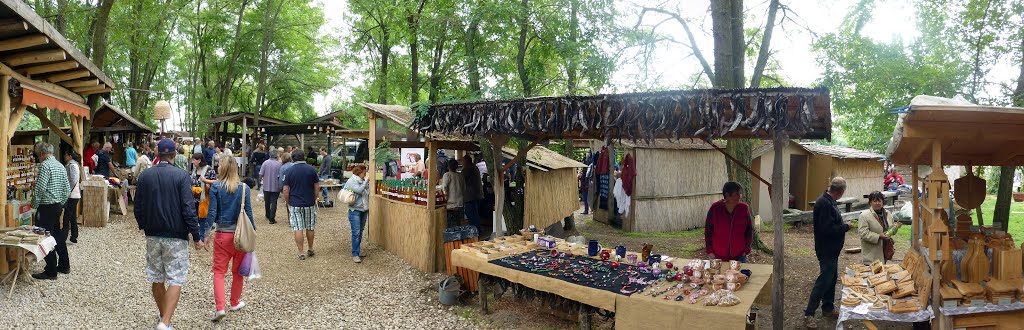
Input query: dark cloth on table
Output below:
<box><xmin>491</xmin><ymin>250</ymin><xmax>657</xmax><ymax>296</ymax></box>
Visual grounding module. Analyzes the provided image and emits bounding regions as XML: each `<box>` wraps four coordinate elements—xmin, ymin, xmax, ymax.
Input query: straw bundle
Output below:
<box><xmin>524</xmin><ymin>168</ymin><xmax>578</xmax><ymax>230</ymax></box>
<box><xmin>633</xmin><ymin>148</ymin><xmax>726</xmax><ymax>198</ymax></box>
<box><xmin>367</xmin><ymin>196</ymin><xmax>446</xmax><ymax>272</ymax></box>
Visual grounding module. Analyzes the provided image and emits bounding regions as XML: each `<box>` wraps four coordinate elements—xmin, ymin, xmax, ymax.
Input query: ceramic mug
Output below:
<box><xmin>627</xmin><ymin>254</ymin><xmax>638</xmax><ymax>264</ymax></box>
<box><xmin>588</xmin><ymin>240</ymin><xmax>601</xmax><ymax>257</ymax></box>
<box><xmin>615</xmin><ymin>245</ymin><xmax>627</xmax><ymax>258</ymax></box>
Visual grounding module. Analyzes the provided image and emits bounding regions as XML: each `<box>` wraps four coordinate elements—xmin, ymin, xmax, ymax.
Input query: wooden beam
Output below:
<box><xmin>704</xmin><ymin>138</ymin><xmax>772</xmax><ymax>193</ymax></box>
<box><xmin>58</xmin><ymin>78</ymin><xmax>96</xmax><ymax>88</ymax></box>
<box><xmin>46</xmin><ymin>69</ymin><xmax>90</xmax><ymax>83</ymax></box>
<box><xmin>80</xmin><ymin>88</ymin><xmax>111</xmax><ymax>96</ymax></box>
<box><xmin>1</xmin><ymin>49</ymin><xmax>66</xmax><ymax>67</ymax></box>
<box><xmin>0</xmin><ymin>75</ymin><xmax>10</xmax><ymax>227</ymax></box>
<box><xmin>0</xmin><ymin>19</ymin><xmax>28</xmax><ymax>34</ymax></box>
<box><xmin>71</xmin><ymin>84</ymin><xmax>106</xmax><ymax>93</ymax></box>
<box><xmin>26</xmin><ymin>106</ymin><xmax>74</xmax><ymax>146</ymax></box>
<box><xmin>904</xmin><ymin>121</ymin><xmax>1024</xmax><ymax>141</ymax></box>
<box><xmin>7</xmin><ymin>105</ymin><xmax>25</xmax><ymax>139</ymax></box>
<box><xmin>501</xmin><ymin>136</ymin><xmax>544</xmax><ymax>173</ymax></box>
<box><xmin>912</xmin><ymin>165</ymin><xmax>919</xmax><ymax>249</ymax></box>
<box><xmin>0</xmin><ymin>61</ymin><xmax>83</xmax><ymax>102</ymax></box>
<box><xmin>0</xmin><ymin>34</ymin><xmax>48</xmax><ymax>52</ymax></box>
<box><xmin>769</xmin><ymin>130</ymin><xmax>788</xmax><ymax>330</ymax></box>
<box><xmin>23</xmin><ymin>60</ymin><xmax>78</xmax><ymax>76</ymax></box>
<box><xmin>489</xmin><ymin>135</ymin><xmax>509</xmax><ymax>238</ymax></box>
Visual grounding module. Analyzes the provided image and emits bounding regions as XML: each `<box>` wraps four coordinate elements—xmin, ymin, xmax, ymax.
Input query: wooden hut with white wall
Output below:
<box><xmin>751</xmin><ymin>142</ymin><xmax>884</xmax><ymax>222</ymax></box>
<box><xmin>592</xmin><ymin>139</ymin><xmax>728</xmax><ymax>233</ymax></box>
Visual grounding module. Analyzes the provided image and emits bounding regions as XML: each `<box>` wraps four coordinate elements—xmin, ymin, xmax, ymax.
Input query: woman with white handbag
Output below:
<box><xmin>205</xmin><ymin>156</ymin><xmax>256</xmax><ymax>322</ymax></box>
<box><xmin>342</xmin><ymin>165</ymin><xmax>370</xmax><ymax>263</ymax></box>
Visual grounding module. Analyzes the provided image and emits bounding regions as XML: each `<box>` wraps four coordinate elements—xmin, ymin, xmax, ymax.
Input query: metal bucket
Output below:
<box><xmin>438</xmin><ymin>276</ymin><xmax>463</xmax><ymax>306</ymax></box>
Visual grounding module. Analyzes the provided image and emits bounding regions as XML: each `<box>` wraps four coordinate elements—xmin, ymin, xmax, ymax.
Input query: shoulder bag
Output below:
<box><xmin>234</xmin><ymin>184</ymin><xmax>257</xmax><ymax>252</ymax></box>
<box><xmin>339</xmin><ymin>187</ymin><xmax>357</xmax><ymax>206</ymax></box>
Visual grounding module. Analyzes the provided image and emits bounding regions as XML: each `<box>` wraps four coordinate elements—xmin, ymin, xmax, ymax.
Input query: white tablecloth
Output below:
<box><xmin>837</xmin><ymin>290</ymin><xmax>934</xmax><ymax>329</ymax></box>
<box><xmin>0</xmin><ymin>236</ymin><xmax>57</xmax><ymax>262</ymax></box>
<box><xmin>940</xmin><ymin>301</ymin><xmax>1024</xmax><ymax>316</ymax></box>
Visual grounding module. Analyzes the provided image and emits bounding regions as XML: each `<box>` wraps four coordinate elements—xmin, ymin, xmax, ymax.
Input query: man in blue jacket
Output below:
<box><xmin>804</xmin><ymin>177</ymin><xmax>852</xmax><ymax>329</ymax></box>
<box><xmin>134</xmin><ymin>138</ymin><xmax>205</xmax><ymax>330</ymax></box>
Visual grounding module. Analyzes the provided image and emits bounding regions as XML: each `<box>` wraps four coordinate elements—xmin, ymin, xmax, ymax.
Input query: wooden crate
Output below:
<box><xmin>444</xmin><ymin>237</ymin><xmax>480</xmax><ymax>292</ymax></box>
<box><xmin>81</xmin><ymin>185</ymin><xmax>109</xmax><ymax>227</ymax></box>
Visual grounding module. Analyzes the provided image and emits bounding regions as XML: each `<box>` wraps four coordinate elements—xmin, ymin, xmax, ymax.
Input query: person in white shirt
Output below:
<box><xmin>64</xmin><ymin>150</ymin><xmax>82</xmax><ymax>243</ymax></box>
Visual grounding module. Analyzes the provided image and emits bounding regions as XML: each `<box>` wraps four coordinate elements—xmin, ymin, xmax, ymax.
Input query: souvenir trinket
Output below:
<box><xmin>641</xmin><ymin>243</ymin><xmax>653</xmax><ymax>261</ymax></box>
<box><xmin>588</xmin><ymin>240</ymin><xmax>601</xmax><ymax>257</ymax></box>
<box><xmin>600</xmin><ymin>250</ymin><xmax>610</xmax><ymax>260</ymax></box>
<box><xmin>674</xmin><ymin>273</ymin><xmax>684</xmax><ymax>281</ymax></box>
<box><xmin>653</xmin><ymin>268</ymin><xmax>662</xmax><ymax>275</ymax></box>
<box><xmin>615</xmin><ymin>245</ymin><xmax>627</xmax><ymax>258</ymax></box>
<box><xmin>627</xmin><ymin>254</ymin><xmax>638</xmax><ymax>264</ymax></box>
<box><xmin>610</xmin><ymin>261</ymin><xmax>620</xmax><ymax>269</ymax></box>
<box><xmin>665</xmin><ymin>261</ymin><xmax>673</xmax><ymax>270</ymax></box>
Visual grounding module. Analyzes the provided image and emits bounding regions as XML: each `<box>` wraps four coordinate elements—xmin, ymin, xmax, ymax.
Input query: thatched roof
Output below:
<box><xmin>753</xmin><ymin>141</ymin><xmax>884</xmax><ymax>160</ymax></box>
<box><xmin>502</xmin><ymin>146</ymin><xmax>585</xmax><ymax>171</ymax></box>
<box><xmin>359</xmin><ymin>102</ymin><xmax>415</xmax><ymax>127</ymax></box>
<box><xmin>888</xmin><ymin>95</ymin><xmax>1024</xmax><ymax>166</ymax></box>
<box><xmin>619</xmin><ymin>138</ymin><xmax>723</xmax><ymax>150</ymax></box>
<box><xmin>415</xmin><ymin>87</ymin><xmax>832</xmax><ymax>141</ymax></box>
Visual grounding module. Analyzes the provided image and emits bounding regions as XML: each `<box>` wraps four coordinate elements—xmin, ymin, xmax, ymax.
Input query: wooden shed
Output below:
<box><xmin>592</xmin><ymin>139</ymin><xmax>728</xmax><ymax>232</ymax></box>
<box><xmin>504</xmin><ymin>146</ymin><xmax>586</xmax><ymax>230</ymax></box>
<box><xmin>751</xmin><ymin>142</ymin><xmax>884</xmax><ymax>222</ymax></box>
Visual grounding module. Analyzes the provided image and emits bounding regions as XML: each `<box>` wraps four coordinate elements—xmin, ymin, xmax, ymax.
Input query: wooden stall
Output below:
<box><xmin>358</xmin><ymin>102</ymin><xmax>585</xmax><ymax>273</ymax></box>
<box><xmin>416</xmin><ymin>87</ymin><xmax>833</xmax><ymax>328</ymax></box>
<box><xmin>887</xmin><ymin>95</ymin><xmax>1024</xmax><ymax>329</ymax></box>
<box><xmin>591</xmin><ymin>139</ymin><xmax>728</xmax><ymax>232</ymax></box>
<box><xmin>88</xmin><ymin>101</ymin><xmax>154</xmax><ymax>165</ymax></box>
<box><xmin>751</xmin><ymin>142</ymin><xmax>884</xmax><ymax>221</ymax></box>
<box><xmin>0</xmin><ymin>0</ymin><xmax>114</xmax><ymax>274</ymax></box>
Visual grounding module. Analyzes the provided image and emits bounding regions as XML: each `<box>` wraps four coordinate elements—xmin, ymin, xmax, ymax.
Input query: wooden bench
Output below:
<box><xmin>863</xmin><ymin>191</ymin><xmax>899</xmax><ymax>206</ymax></box>
<box><xmin>808</xmin><ymin>196</ymin><xmax>859</xmax><ymax>212</ymax></box>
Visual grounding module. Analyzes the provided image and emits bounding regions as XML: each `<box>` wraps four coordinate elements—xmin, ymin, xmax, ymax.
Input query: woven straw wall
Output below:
<box><xmin>834</xmin><ymin>159</ymin><xmax>884</xmax><ymax>201</ymax></box>
<box><xmin>368</xmin><ymin>196</ymin><xmax>445</xmax><ymax>272</ymax></box>
<box><xmin>525</xmin><ymin>168</ymin><xmax>580</xmax><ymax>230</ymax></box>
<box><xmin>634</xmin><ymin>148</ymin><xmax>726</xmax><ymax>197</ymax></box>
<box><xmin>632</xmin><ymin>193</ymin><xmax>721</xmax><ymax>232</ymax></box>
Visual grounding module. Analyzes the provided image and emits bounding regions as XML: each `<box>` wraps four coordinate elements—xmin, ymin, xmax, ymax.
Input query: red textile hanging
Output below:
<box><xmin>595</xmin><ymin>146</ymin><xmax>610</xmax><ymax>175</ymax></box>
<box><xmin>21</xmin><ymin>85</ymin><xmax>90</xmax><ymax>119</ymax></box>
<box><xmin>621</xmin><ymin>153</ymin><xmax>636</xmax><ymax>196</ymax></box>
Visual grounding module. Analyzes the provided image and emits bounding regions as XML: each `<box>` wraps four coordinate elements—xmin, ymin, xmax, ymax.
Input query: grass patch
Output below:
<box><xmin>793</xmin><ymin>247</ymin><xmax>815</xmax><ymax>257</ymax></box>
<box><xmin>622</xmin><ymin>228</ymin><xmax>704</xmax><ymax>238</ymax></box>
<box><xmin>974</xmin><ymin>195</ymin><xmax>1024</xmax><ymax>239</ymax></box>
<box><xmin>758</xmin><ymin>222</ymin><xmax>792</xmax><ymax>233</ymax></box>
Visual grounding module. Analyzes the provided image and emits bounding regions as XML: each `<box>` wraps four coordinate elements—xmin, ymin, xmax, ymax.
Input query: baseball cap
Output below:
<box><xmin>157</xmin><ymin>138</ymin><xmax>177</xmax><ymax>155</ymax></box>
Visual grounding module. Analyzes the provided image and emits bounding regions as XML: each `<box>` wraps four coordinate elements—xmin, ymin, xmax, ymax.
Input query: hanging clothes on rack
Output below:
<box><xmin>621</xmin><ymin>153</ymin><xmax>636</xmax><ymax>196</ymax></box>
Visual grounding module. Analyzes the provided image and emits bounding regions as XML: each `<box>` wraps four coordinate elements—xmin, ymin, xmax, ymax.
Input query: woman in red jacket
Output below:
<box><xmin>704</xmin><ymin>182</ymin><xmax>754</xmax><ymax>262</ymax></box>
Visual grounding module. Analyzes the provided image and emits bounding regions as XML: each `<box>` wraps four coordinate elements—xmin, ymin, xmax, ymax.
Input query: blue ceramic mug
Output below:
<box><xmin>615</xmin><ymin>245</ymin><xmax>627</xmax><ymax>258</ymax></box>
<box><xmin>588</xmin><ymin>240</ymin><xmax>601</xmax><ymax>257</ymax></box>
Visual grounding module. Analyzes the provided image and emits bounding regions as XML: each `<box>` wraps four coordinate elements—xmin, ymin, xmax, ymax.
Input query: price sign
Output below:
<box><xmin>970</xmin><ymin>299</ymin><xmax>986</xmax><ymax>307</ymax></box>
<box><xmin>943</xmin><ymin>300</ymin><xmax>958</xmax><ymax>309</ymax></box>
<box><xmin>998</xmin><ymin>297</ymin><xmax>1011</xmax><ymax>305</ymax></box>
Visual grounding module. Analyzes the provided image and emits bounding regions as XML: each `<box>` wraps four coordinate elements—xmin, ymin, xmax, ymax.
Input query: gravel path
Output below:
<box><xmin>2</xmin><ymin>196</ymin><xmax>477</xmax><ymax>329</ymax></box>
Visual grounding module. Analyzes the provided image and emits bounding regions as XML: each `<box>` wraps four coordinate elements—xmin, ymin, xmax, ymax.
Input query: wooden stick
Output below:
<box><xmin>26</xmin><ymin>106</ymin><xmax>73</xmax><ymax>146</ymax></box>
<box><xmin>500</xmin><ymin>136</ymin><xmax>544</xmax><ymax>173</ymax></box>
<box><xmin>770</xmin><ymin>130</ymin><xmax>788</xmax><ymax>330</ymax></box>
<box><xmin>0</xmin><ymin>34</ymin><xmax>48</xmax><ymax>52</ymax></box>
<box><xmin>0</xmin><ymin>76</ymin><xmax>9</xmax><ymax>228</ymax></box>
<box><xmin>24</xmin><ymin>60</ymin><xmax>78</xmax><ymax>76</ymax></box>
<box><xmin>703</xmin><ymin>138</ymin><xmax>772</xmax><ymax>193</ymax></box>
<box><xmin>7</xmin><ymin>105</ymin><xmax>25</xmax><ymax>138</ymax></box>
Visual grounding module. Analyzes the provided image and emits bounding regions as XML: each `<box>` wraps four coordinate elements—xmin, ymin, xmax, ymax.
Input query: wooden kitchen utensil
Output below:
<box><xmin>868</xmin><ymin>273</ymin><xmax>890</xmax><ymax>287</ymax></box>
<box><xmin>875</xmin><ymin>280</ymin><xmax>898</xmax><ymax>295</ymax></box>
<box><xmin>893</xmin><ymin>281</ymin><xmax>917</xmax><ymax>299</ymax></box>
<box><xmin>890</xmin><ymin>299</ymin><xmax>921</xmax><ymax>313</ymax></box>
<box><xmin>953</xmin><ymin>169</ymin><xmax>986</xmax><ymax>209</ymax></box>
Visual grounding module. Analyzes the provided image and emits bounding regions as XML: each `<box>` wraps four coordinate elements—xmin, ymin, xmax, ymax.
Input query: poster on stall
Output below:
<box><xmin>400</xmin><ymin>148</ymin><xmax>425</xmax><ymax>180</ymax></box>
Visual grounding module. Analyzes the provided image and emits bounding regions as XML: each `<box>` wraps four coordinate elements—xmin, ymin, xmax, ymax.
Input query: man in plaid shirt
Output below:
<box><xmin>32</xmin><ymin>141</ymin><xmax>71</xmax><ymax>280</ymax></box>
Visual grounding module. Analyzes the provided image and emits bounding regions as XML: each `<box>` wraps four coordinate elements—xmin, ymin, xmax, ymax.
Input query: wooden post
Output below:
<box><xmin>368</xmin><ymin>113</ymin><xmax>377</xmax><ymax>196</ymax></box>
<box><xmin>0</xmin><ymin>75</ymin><xmax>9</xmax><ymax>226</ymax></box>
<box><xmin>911</xmin><ymin>165</ymin><xmax>919</xmax><ymax>250</ymax></box>
<box><xmin>489</xmin><ymin>135</ymin><xmax>508</xmax><ymax>238</ymax></box>
<box><xmin>770</xmin><ymin>131</ymin><xmax>788</xmax><ymax>330</ymax></box>
<box><xmin>241</xmin><ymin>116</ymin><xmax>247</xmax><ymax>177</ymax></box>
<box><xmin>426</xmin><ymin>139</ymin><xmax>437</xmax><ymax>210</ymax></box>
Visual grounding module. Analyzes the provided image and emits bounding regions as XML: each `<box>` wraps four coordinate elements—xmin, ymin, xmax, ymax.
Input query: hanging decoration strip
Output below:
<box><xmin>412</xmin><ymin>87</ymin><xmax>830</xmax><ymax>142</ymax></box>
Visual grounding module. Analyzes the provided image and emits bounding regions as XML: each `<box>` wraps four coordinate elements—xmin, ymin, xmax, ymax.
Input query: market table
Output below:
<box><xmin>450</xmin><ymin>249</ymin><xmax>773</xmax><ymax>329</ymax></box>
<box><xmin>1</xmin><ymin>236</ymin><xmax>57</xmax><ymax>298</ymax></box>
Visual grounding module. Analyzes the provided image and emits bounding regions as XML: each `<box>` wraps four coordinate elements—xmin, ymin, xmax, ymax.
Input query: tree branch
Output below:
<box><xmin>750</xmin><ymin>0</ymin><xmax>780</xmax><ymax>88</ymax></box>
<box><xmin>637</xmin><ymin>7</ymin><xmax>715</xmax><ymax>83</ymax></box>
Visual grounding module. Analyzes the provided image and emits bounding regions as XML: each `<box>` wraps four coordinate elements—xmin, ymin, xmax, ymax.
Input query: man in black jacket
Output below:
<box><xmin>803</xmin><ymin>177</ymin><xmax>852</xmax><ymax>329</ymax></box>
<box><xmin>134</xmin><ymin>138</ymin><xmax>205</xmax><ymax>330</ymax></box>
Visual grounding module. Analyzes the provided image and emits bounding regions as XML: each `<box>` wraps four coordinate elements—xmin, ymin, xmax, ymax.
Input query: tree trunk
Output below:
<box><xmin>48</xmin><ymin>0</ymin><xmax>69</xmax><ymax>148</ymax></box>
<box><xmin>428</xmin><ymin>27</ymin><xmax>446</xmax><ymax>104</ymax></box>
<box><xmin>515</xmin><ymin>0</ymin><xmax>532</xmax><ymax>97</ymax></box>
<box><xmin>565</xmin><ymin>0</ymin><xmax>580</xmax><ymax>94</ymax></box>
<box><xmin>464</xmin><ymin>19</ymin><xmax>481</xmax><ymax>98</ymax></box>
<box><xmin>84</xmin><ymin>0</ymin><xmax>115</xmax><ymax>138</ymax></box>
<box><xmin>219</xmin><ymin>0</ymin><xmax>252</xmax><ymax>113</ymax></box>
<box><xmin>408</xmin><ymin>0</ymin><xmax>425</xmax><ymax>105</ymax></box>
<box><xmin>749</xmin><ymin>0</ymin><xmax>779</xmax><ymax>88</ymax></box>
<box><xmin>996</xmin><ymin>37</ymin><xmax>1024</xmax><ymax>231</ymax></box>
<box><xmin>378</xmin><ymin>28</ymin><xmax>390</xmax><ymax>104</ymax></box>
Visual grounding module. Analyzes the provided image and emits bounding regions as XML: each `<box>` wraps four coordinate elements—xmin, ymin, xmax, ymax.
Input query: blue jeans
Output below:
<box><xmin>348</xmin><ymin>210</ymin><xmax>368</xmax><ymax>256</ymax></box>
<box><xmin>736</xmin><ymin>255</ymin><xmax>748</xmax><ymax>263</ymax></box>
<box><xmin>198</xmin><ymin>217</ymin><xmax>211</xmax><ymax>241</ymax></box>
<box><xmin>464</xmin><ymin>199</ymin><xmax>481</xmax><ymax>230</ymax></box>
<box><xmin>320</xmin><ymin>175</ymin><xmax>330</xmax><ymax>200</ymax></box>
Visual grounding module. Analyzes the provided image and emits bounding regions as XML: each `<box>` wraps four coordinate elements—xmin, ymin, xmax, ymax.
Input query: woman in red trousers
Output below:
<box><xmin>205</xmin><ymin>156</ymin><xmax>255</xmax><ymax>322</ymax></box>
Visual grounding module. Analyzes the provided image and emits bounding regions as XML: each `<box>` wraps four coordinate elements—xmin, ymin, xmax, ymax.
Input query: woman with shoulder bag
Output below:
<box><xmin>343</xmin><ymin>165</ymin><xmax>370</xmax><ymax>263</ymax></box>
<box><xmin>859</xmin><ymin>191</ymin><xmax>894</xmax><ymax>264</ymax></box>
<box><xmin>206</xmin><ymin>156</ymin><xmax>255</xmax><ymax>322</ymax></box>
<box><xmin>191</xmin><ymin>153</ymin><xmax>218</xmax><ymax>242</ymax></box>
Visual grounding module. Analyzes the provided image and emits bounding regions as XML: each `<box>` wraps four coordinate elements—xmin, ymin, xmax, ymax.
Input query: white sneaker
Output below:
<box><xmin>210</xmin><ymin>310</ymin><xmax>226</xmax><ymax>322</ymax></box>
<box><xmin>353</xmin><ymin>256</ymin><xmax>362</xmax><ymax>263</ymax></box>
<box><xmin>229</xmin><ymin>301</ymin><xmax>246</xmax><ymax>312</ymax></box>
<box><xmin>156</xmin><ymin>322</ymin><xmax>173</xmax><ymax>330</ymax></box>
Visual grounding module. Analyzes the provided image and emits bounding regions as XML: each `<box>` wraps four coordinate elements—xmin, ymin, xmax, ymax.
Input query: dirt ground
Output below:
<box><xmin>455</xmin><ymin>209</ymin><xmax>921</xmax><ymax>329</ymax></box>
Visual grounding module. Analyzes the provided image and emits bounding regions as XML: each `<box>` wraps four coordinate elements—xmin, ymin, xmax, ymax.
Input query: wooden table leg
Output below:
<box><xmin>578</xmin><ymin>304</ymin><xmax>591</xmax><ymax>330</ymax></box>
<box><xmin>478</xmin><ymin>275</ymin><xmax>489</xmax><ymax>314</ymax></box>
<box><xmin>863</xmin><ymin>320</ymin><xmax>879</xmax><ymax>330</ymax></box>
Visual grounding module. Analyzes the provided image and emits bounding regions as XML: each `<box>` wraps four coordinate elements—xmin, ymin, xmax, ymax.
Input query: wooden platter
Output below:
<box><xmin>951</xmin><ymin>280</ymin><xmax>985</xmax><ymax>297</ymax></box>
<box><xmin>842</xmin><ymin>275</ymin><xmax>866</xmax><ymax>287</ymax></box>
<box><xmin>890</xmin><ymin>299</ymin><xmax>921</xmax><ymax>313</ymax></box>
<box><xmin>994</xmin><ymin>248</ymin><xmax>1022</xmax><ymax>281</ymax></box>
<box><xmin>868</xmin><ymin>273</ymin><xmax>890</xmax><ymax>287</ymax></box>
<box><xmin>875</xmin><ymin>280</ymin><xmax>898</xmax><ymax>295</ymax></box>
